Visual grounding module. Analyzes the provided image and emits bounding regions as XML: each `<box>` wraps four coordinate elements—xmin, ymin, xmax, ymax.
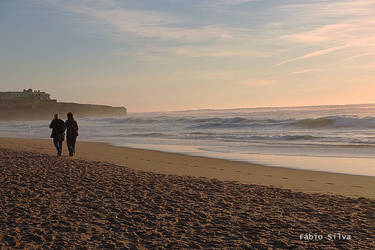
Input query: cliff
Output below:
<box><xmin>0</xmin><ymin>99</ymin><xmax>127</xmax><ymax>121</ymax></box>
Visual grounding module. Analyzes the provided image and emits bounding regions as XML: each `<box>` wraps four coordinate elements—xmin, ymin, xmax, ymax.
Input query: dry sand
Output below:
<box><xmin>0</xmin><ymin>148</ymin><xmax>374</xmax><ymax>248</ymax></box>
<box><xmin>1</xmin><ymin>137</ymin><xmax>375</xmax><ymax>199</ymax></box>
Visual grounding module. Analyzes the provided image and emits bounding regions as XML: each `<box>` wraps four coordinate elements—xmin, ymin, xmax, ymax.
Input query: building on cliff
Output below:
<box><xmin>0</xmin><ymin>89</ymin><xmax>53</xmax><ymax>101</ymax></box>
<box><xmin>0</xmin><ymin>89</ymin><xmax>127</xmax><ymax>121</ymax></box>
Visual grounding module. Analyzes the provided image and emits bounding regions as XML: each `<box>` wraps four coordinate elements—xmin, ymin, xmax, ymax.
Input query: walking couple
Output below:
<box><xmin>49</xmin><ymin>112</ymin><xmax>79</xmax><ymax>156</ymax></box>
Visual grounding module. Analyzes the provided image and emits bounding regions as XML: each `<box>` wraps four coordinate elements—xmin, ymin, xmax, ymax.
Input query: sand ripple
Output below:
<box><xmin>0</xmin><ymin>149</ymin><xmax>374</xmax><ymax>249</ymax></box>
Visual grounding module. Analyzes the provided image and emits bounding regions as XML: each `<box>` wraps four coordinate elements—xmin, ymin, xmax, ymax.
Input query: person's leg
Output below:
<box><xmin>57</xmin><ymin>140</ymin><xmax>62</xmax><ymax>156</ymax></box>
<box><xmin>67</xmin><ymin>136</ymin><xmax>74</xmax><ymax>156</ymax></box>
<box><xmin>67</xmin><ymin>136</ymin><xmax>71</xmax><ymax>155</ymax></box>
<box><xmin>53</xmin><ymin>138</ymin><xmax>60</xmax><ymax>155</ymax></box>
<box><xmin>71</xmin><ymin>136</ymin><xmax>77</xmax><ymax>155</ymax></box>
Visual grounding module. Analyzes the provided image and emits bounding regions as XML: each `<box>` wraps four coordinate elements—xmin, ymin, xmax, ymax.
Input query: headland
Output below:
<box><xmin>0</xmin><ymin>89</ymin><xmax>127</xmax><ymax>121</ymax></box>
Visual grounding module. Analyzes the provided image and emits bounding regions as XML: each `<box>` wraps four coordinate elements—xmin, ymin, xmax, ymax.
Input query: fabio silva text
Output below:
<box><xmin>300</xmin><ymin>233</ymin><xmax>352</xmax><ymax>241</ymax></box>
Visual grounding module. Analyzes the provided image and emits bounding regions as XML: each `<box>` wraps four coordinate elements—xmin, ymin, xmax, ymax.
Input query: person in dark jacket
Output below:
<box><xmin>49</xmin><ymin>114</ymin><xmax>66</xmax><ymax>156</ymax></box>
<box><xmin>65</xmin><ymin>112</ymin><xmax>79</xmax><ymax>156</ymax></box>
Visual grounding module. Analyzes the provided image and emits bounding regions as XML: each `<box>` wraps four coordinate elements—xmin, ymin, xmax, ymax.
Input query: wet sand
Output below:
<box><xmin>1</xmin><ymin>137</ymin><xmax>375</xmax><ymax>199</ymax></box>
<box><xmin>0</xmin><ymin>148</ymin><xmax>374</xmax><ymax>248</ymax></box>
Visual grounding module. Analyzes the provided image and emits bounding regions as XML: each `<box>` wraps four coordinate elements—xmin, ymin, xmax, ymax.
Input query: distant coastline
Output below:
<box><xmin>0</xmin><ymin>89</ymin><xmax>127</xmax><ymax>121</ymax></box>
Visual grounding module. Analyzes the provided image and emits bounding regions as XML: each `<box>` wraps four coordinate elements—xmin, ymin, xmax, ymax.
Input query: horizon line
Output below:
<box><xmin>128</xmin><ymin>102</ymin><xmax>375</xmax><ymax>114</ymax></box>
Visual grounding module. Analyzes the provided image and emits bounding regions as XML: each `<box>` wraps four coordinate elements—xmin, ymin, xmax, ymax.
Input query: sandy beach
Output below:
<box><xmin>0</xmin><ymin>138</ymin><xmax>374</xmax><ymax>248</ymax></box>
<box><xmin>1</xmin><ymin>137</ymin><xmax>375</xmax><ymax>199</ymax></box>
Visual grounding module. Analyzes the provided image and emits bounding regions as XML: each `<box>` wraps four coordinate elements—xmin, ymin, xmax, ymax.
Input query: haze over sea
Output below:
<box><xmin>1</xmin><ymin>103</ymin><xmax>375</xmax><ymax>177</ymax></box>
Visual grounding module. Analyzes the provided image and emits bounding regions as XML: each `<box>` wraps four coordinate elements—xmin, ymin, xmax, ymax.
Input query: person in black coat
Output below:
<box><xmin>65</xmin><ymin>112</ymin><xmax>79</xmax><ymax>156</ymax></box>
<box><xmin>49</xmin><ymin>114</ymin><xmax>66</xmax><ymax>156</ymax></box>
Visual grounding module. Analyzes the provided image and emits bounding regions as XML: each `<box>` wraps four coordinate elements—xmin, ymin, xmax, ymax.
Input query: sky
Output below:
<box><xmin>0</xmin><ymin>0</ymin><xmax>374</xmax><ymax>112</ymax></box>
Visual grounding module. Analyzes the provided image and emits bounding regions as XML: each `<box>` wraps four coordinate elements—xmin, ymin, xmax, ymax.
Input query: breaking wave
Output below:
<box><xmin>87</xmin><ymin>116</ymin><xmax>375</xmax><ymax>130</ymax></box>
<box><xmin>292</xmin><ymin>116</ymin><xmax>375</xmax><ymax>129</ymax></box>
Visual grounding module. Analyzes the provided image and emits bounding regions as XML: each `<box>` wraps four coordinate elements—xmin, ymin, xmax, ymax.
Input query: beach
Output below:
<box><xmin>0</xmin><ymin>138</ymin><xmax>374</xmax><ymax>248</ymax></box>
<box><xmin>1</xmin><ymin>137</ymin><xmax>375</xmax><ymax>199</ymax></box>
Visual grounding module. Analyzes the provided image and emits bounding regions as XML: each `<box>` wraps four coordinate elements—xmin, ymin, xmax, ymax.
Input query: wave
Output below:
<box><xmin>83</xmin><ymin>115</ymin><xmax>375</xmax><ymax>130</ymax></box>
<box><xmin>292</xmin><ymin>116</ymin><xmax>375</xmax><ymax>129</ymax></box>
<box><xmin>128</xmin><ymin>133</ymin><xmax>169</xmax><ymax>138</ymax></box>
<box><xmin>186</xmin><ymin>132</ymin><xmax>323</xmax><ymax>142</ymax></box>
<box><xmin>188</xmin><ymin>117</ymin><xmax>292</xmax><ymax>129</ymax></box>
<box><xmin>190</xmin><ymin>116</ymin><xmax>375</xmax><ymax>130</ymax></box>
<box><xmin>84</xmin><ymin>117</ymin><xmax>162</xmax><ymax>124</ymax></box>
<box><xmin>232</xmin><ymin>135</ymin><xmax>322</xmax><ymax>142</ymax></box>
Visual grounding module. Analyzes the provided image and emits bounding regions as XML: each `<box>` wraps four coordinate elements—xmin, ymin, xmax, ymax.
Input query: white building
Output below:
<box><xmin>0</xmin><ymin>89</ymin><xmax>51</xmax><ymax>101</ymax></box>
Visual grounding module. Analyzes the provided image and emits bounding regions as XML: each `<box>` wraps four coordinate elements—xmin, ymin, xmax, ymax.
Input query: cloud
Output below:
<box><xmin>278</xmin><ymin>16</ymin><xmax>375</xmax><ymax>65</ymax></box>
<box><xmin>282</xmin><ymin>23</ymin><xmax>357</xmax><ymax>45</ymax></box>
<box><xmin>199</xmin><ymin>0</ymin><xmax>257</xmax><ymax>9</ymax></box>
<box><xmin>42</xmin><ymin>0</ymin><xmax>375</xmax><ymax>69</ymax></box>
<box><xmin>289</xmin><ymin>69</ymin><xmax>321</xmax><ymax>75</ymax></box>
<box><xmin>239</xmin><ymin>79</ymin><xmax>277</xmax><ymax>87</ymax></box>
<box><xmin>171</xmin><ymin>70</ymin><xmax>238</xmax><ymax>81</ymax></box>
<box><xmin>344</xmin><ymin>52</ymin><xmax>375</xmax><ymax>61</ymax></box>
<box><xmin>278</xmin><ymin>43</ymin><xmax>353</xmax><ymax>65</ymax></box>
<box><xmin>212</xmin><ymin>0</ymin><xmax>257</xmax><ymax>5</ymax></box>
<box><xmin>321</xmin><ymin>0</ymin><xmax>375</xmax><ymax>16</ymax></box>
<box><xmin>278</xmin><ymin>0</ymin><xmax>375</xmax><ymax>17</ymax></box>
<box><xmin>276</xmin><ymin>0</ymin><xmax>375</xmax><ymax>65</ymax></box>
<box><xmin>112</xmin><ymin>45</ymin><xmax>272</xmax><ymax>63</ymax></box>
<box><xmin>42</xmin><ymin>0</ymin><xmax>252</xmax><ymax>43</ymax></box>
<box><xmin>173</xmin><ymin>46</ymin><xmax>270</xmax><ymax>58</ymax></box>
<box><xmin>279</xmin><ymin>34</ymin><xmax>375</xmax><ymax>65</ymax></box>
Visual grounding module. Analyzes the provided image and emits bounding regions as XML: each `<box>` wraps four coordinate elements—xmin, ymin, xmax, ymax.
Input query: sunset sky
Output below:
<box><xmin>1</xmin><ymin>0</ymin><xmax>374</xmax><ymax>112</ymax></box>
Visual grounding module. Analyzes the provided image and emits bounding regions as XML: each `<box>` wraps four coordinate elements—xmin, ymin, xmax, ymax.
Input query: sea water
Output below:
<box><xmin>1</xmin><ymin>103</ymin><xmax>375</xmax><ymax>176</ymax></box>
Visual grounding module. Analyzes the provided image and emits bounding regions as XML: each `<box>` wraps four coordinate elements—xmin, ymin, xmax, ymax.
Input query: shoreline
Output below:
<box><xmin>110</xmin><ymin>142</ymin><xmax>375</xmax><ymax>177</ymax></box>
<box><xmin>2</xmin><ymin>136</ymin><xmax>375</xmax><ymax>177</ymax></box>
<box><xmin>1</xmin><ymin>137</ymin><xmax>375</xmax><ymax>199</ymax></box>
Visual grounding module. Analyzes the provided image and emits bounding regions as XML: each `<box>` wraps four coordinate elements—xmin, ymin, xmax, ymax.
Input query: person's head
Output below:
<box><xmin>54</xmin><ymin>114</ymin><xmax>59</xmax><ymax>120</ymax></box>
<box><xmin>67</xmin><ymin>112</ymin><xmax>74</xmax><ymax>120</ymax></box>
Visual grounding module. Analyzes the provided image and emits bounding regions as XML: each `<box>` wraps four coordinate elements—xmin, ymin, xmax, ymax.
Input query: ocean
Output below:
<box><xmin>1</xmin><ymin>103</ymin><xmax>375</xmax><ymax>176</ymax></box>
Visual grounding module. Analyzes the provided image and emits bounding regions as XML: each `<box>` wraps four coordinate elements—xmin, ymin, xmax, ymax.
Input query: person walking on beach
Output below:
<box><xmin>65</xmin><ymin>112</ymin><xmax>79</xmax><ymax>157</ymax></box>
<box><xmin>49</xmin><ymin>114</ymin><xmax>66</xmax><ymax>156</ymax></box>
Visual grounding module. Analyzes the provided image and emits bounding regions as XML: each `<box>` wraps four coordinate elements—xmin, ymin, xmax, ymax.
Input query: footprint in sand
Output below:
<box><xmin>235</xmin><ymin>170</ymin><xmax>242</xmax><ymax>173</ymax></box>
<box><xmin>264</xmin><ymin>174</ymin><xmax>272</xmax><ymax>177</ymax></box>
<box><xmin>282</xmin><ymin>177</ymin><xmax>288</xmax><ymax>180</ymax></box>
<box><xmin>325</xmin><ymin>182</ymin><xmax>334</xmax><ymax>185</ymax></box>
<box><xmin>247</xmin><ymin>173</ymin><xmax>252</xmax><ymax>175</ymax></box>
<box><xmin>193</xmin><ymin>165</ymin><xmax>199</xmax><ymax>168</ymax></box>
<box><xmin>306</xmin><ymin>180</ymin><xmax>316</xmax><ymax>182</ymax></box>
<box><xmin>351</xmin><ymin>185</ymin><xmax>362</xmax><ymax>188</ymax></box>
<box><xmin>219</xmin><ymin>168</ymin><xmax>224</xmax><ymax>171</ymax></box>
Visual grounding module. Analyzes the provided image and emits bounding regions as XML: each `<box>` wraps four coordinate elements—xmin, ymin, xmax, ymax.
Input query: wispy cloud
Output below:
<box><xmin>279</xmin><ymin>32</ymin><xmax>375</xmax><ymax>65</ymax></box>
<box><xmin>43</xmin><ymin>0</ymin><xmax>252</xmax><ymax>43</ymax></box>
<box><xmin>209</xmin><ymin>0</ymin><xmax>257</xmax><ymax>5</ymax></box>
<box><xmin>278</xmin><ymin>43</ymin><xmax>353</xmax><ymax>66</ymax></box>
<box><xmin>344</xmin><ymin>52</ymin><xmax>375</xmax><ymax>61</ymax></box>
<box><xmin>171</xmin><ymin>70</ymin><xmax>238</xmax><ymax>81</ymax></box>
<box><xmin>112</xmin><ymin>45</ymin><xmax>271</xmax><ymax>63</ymax></box>
<box><xmin>276</xmin><ymin>0</ymin><xmax>375</xmax><ymax>66</ymax></box>
<box><xmin>239</xmin><ymin>79</ymin><xmax>277</xmax><ymax>87</ymax></box>
<box><xmin>278</xmin><ymin>0</ymin><xmax>375</xmax><ymax>17</ymax></box>
<box><xmin>173</xmin><ymin>46</ymin><xmax>270</xmax><ymax>58</ymax></box>
<box><xmin>42</xmin><ymin>0</ymin><xmax>375</xmax><ymax>76</ymax></box>
<box><xmin>282</xmin><ymin>23</ymin><xmax>357</xmax><ymax>45</ymax></box>
<box><xmin>289</xmin><ymin>69</ymin><xmax>321</xmax><ymax>75</ymax></box>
